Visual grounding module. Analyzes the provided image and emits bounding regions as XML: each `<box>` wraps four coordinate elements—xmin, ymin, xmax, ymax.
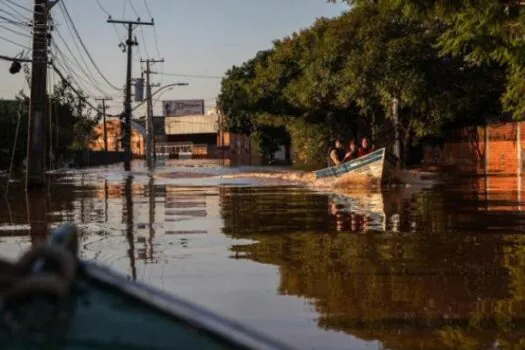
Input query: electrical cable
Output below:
<box><xmin>59</xmin><ymin>0</ymin><xmax>121</xmax><ymax>90</ymax></box>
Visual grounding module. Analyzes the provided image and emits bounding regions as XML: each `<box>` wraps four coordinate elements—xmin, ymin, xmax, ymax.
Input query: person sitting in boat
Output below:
<box><xmin>343</xmin><ymin>139</ymin><xmax>358</xmax><ymax>162</ymax></box>
<box><xmin>357</xmin><ymin>137</ymin><xmax>375</xmax><ymax>157</ymax></box>
<box><xmin>328</xmin><ymin>139</ymin><xmax>345</xmax><ymax>167</ymax></box>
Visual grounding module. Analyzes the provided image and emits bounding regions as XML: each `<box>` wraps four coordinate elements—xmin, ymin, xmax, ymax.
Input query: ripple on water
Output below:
<box><xmin>4</xmin><ymin>169</ymin><xmax>525</xmax><ymax>349</ymax></box>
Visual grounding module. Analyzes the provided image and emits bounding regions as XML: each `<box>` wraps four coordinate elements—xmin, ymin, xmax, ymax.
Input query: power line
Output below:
<box><xmin>0</xmin><ymin>34</ymin><xmax>31</xmax><ymax>49</ymax></box>
<box><xmin>2</xmin><ymin>0</ymin><xmax>32</xmax><ymax>13</ymax></box>
<box><xmin>51</xmin><ymin>57</ymin><xmax>92</xmax><ymax>96</ymax></box>
<box><xmin>51</xmin><ymin>42</ymin><xmax>112</xmax><ymax>96</ymax></box>
<box><xmin>0</xmin><ymin>15</ymin><xmax>30</xmax><ymax>27</ymax></box>
<box><xmin>160</xmin><ymin>72</ymin><xmax>223</xmax><ymax>79</ymax></box>
<box><xmin>0</xmin><ymin>7</ymin><xmax>30</xmax><ymax>23</ymax></box>
<box><xmin>0</xmin><ymin>0</ymin><xmax>32</xmax><ymax>21</ymax></box>
<box><xmin>143</xmin><ymin>0</ymin><xmax>160</xmax><ymax>63</ymax></box>
<box><xmin>92</xmin><ymin>0</ymin><xmax>125</xmax><ymax>42</ymax></box>
<box><xmin>0</xmin><ymin>53</ymin><xmax>31</xmax><ymax>62</ymax></box>
<box><xmin>51</xmin><ymin>18</ymin><xmax>113</xmax><ymax>96</ymax></box>
<box><xmin>0</xmin><ymin>24</ymin><xmax>31</xmax><ymax>38</ymax></box>
<box><xmin>128</xmin><ymin>0</ymin><xmax>139</xmax><ymax>17</ymax></box>
<box><xmin>94</xmin><ymin>0</ymin><xmax>110</xmax><ymax>16</ymax></box>
<box><xmin>51</xmin><ymin>62</ymin><xmax>105</xmax><ymax>114</ymax></box>
<box><xmin>58</xmin><ymin>0</ymin><xmax>121</xmax><ymax>90</ymax></box>
<box><xmin>127</xmin><ymin>0</ymin><xmax>150</xmax><ymax>59</ymax></box>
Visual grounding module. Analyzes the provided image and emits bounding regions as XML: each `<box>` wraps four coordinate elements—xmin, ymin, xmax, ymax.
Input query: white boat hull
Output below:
<box><xmin>314</xmin><ymin>147</ymin><xmax>398</xmax><ymax>184</ymax></box>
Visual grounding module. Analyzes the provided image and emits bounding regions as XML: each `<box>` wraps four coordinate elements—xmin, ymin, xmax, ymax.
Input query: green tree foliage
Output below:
<box><xmin>252</xmin><ymin>124</ymin><xmax>290</xmax><ymax>164</ymax></box>
<box><xmin>219</xmin><ymin>1</ymin><xmax>505</xmax><ymax>165</ymax></box>
<box><xmin>0</xmin><ymin>95</ymin><xmax>28</xmax><ymax>170</ymax></box>
<box><xmin>335</xmin><ymin>0</ymin><xmax>525</xmax><ymax>119</ymax></box>
<box><xmin>0</xmin><ymin>77</ymin><xmax>99</xmax><ymax>171</ymax></box>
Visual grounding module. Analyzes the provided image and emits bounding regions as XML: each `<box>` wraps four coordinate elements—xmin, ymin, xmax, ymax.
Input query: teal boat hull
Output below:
<box><xmin>1</xmin><ymin>225</ymin><xmax>295</xmax><ymax>350</ymax></box>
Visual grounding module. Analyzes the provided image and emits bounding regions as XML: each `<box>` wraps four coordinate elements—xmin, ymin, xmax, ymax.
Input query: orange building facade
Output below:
<box><xmin>423</xmin><ymin>122</ymin><xmax>525</xmax><ymax>175</ymax></box>
<box><xmin>89</xmin><ymin>119</ymin><xmax>145</xmax><ymax>157</ymax></box>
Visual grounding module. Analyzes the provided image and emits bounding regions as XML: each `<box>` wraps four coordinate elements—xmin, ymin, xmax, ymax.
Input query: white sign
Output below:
<box><xmin>163</xmin><ymin>99</ymin><xmax>204</xmax><ymax>117</ymax></box>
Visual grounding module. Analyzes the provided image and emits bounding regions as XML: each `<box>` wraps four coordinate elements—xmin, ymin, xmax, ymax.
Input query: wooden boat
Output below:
<box><xmin>313</xmin><ymin>147</ymin><xmax>398</xmax><ymax>183</ymax></box>
<box><xmin>0</xmin><ymin>224</ymin><xmax>295</xmax><ymax>350</ymax></box>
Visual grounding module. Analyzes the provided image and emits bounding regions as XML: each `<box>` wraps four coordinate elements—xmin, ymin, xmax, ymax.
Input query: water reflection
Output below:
<box><xmin>219</xmin><ymin>180</ymin><xmax>525</xmax><ymax>349</ymax></box>
<box><xmin>4</xmin><ymin>171</ymin><xmax>525</xmax><ymax>349</ymax></box>
<box><xmin>124</xmin><ymin>175</ymin><xmax>136</xmax><ymax>280</ymax></box>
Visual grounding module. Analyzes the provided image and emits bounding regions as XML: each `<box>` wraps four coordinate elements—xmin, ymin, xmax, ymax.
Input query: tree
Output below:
<box><xmin>219</xmin><ymin>1</ymin><xmax>506</xmax><ymax>166</ymax></box>
<box><xmin>217</xmin><ymin>50</ymin><xmax>273</xmax><ymax>135</ymax></box>
<box><xmin>332</xmin><ymin>0</ymin><xmax>522</xmax><ymax>119</ymax></box>
<box><xmin>0</xmin><ymin>95</ymin><xmax>28</xmax><ymax>170</ymax></box>
<box><xmin>0</xmin><ymin>76</ymin><xmax>99</xmax><ymax>171</ymax></box>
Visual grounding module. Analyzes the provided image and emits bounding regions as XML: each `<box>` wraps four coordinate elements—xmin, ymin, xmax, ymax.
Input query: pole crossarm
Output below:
<box><xmin>107</xmin><ymin>17</ymin><xmax>154</xmax><ymax>171</ymax></box>
<box><xmin>0</xmin><ymin>54</ymin><xmax>32</xmax><ymax>63</ymax></box>
<box><xmin>107</xmin><ymin>18</ymin><xmax>154</xmax><ymax>26</ymax></box>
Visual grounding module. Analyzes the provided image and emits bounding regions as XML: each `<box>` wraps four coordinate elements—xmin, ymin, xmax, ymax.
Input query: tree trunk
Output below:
<box><xmin>402</xmin><ymin>129</ymin><xmax>412</xmax><ymax>169</ymax></box>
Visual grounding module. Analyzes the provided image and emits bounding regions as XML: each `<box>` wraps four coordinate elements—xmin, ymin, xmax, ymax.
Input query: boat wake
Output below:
<box><xmin>220</xmin><ymin>170</ymin><xmax>379</xmax><ymax>192</ymax></box>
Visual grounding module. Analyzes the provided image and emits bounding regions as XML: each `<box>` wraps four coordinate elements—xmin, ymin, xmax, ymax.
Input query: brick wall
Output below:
<box><xmin>424</xmin><ymin>122</ymin><xmax>524</xmax><ymax>175</ymax></box>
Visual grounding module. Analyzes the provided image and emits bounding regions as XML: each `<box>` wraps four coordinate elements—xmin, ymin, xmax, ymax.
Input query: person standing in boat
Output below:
<box><xmin>328</xmin><ymin>139</ymin><xmax>345</xmax><ymax>167</ymax></box>
<box><xmin>357</xmin><ymin>137</ymin><xmax>375</xmax><ymax>157</ymax></box>
<box><xmin>343</xmin><ymin>139</ymin><xmax>358</xmax><ymax>162</ymax></box>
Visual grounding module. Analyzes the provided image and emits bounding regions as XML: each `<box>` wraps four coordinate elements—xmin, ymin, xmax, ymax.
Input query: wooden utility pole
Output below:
<box><xmin>107</xmin><ymin>17</ymin><xmax>153</xmax><ymax>171</ymax></box>
<box><xmin>26</xmin><ymin>0</ymin><xmax>51</xmax><ymax>190</ymax></box>
<box><xmin>96</xmin><ymin>97</ymin><xmax>113</xmax><ymax>152</ymax></box>
<box><xmin>140</xmin><ymin>58</ymin><xmax>164</xmax><ymax>169</ymax></box>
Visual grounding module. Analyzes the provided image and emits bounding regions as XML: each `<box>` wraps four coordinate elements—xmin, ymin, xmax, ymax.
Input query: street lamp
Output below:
<box><xmin>134</xmin><ymin>82</ymin><xmax>189</xmax><ymax>166</ymax></box>
<box><xmin>131</xmin><ymin>82</ymin><xmax>189</xmax><ymax>113</ymax></box>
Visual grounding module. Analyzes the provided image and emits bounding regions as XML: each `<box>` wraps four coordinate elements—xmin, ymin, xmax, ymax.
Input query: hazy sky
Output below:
<box><xmin>0</xmin><ymin>0</ymin><xmax>346</xmax><ymax>115</ymax></box>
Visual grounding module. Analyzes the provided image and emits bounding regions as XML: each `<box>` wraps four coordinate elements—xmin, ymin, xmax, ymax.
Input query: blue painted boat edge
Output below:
<box><xmin>80</xmin><ymin>261</ymin><xmax>296</xmax><ymax>350</ymax></box>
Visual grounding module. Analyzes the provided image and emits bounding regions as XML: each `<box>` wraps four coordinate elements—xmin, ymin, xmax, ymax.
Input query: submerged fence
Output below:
<box><xmin>72</xmin><ymin>150</ymin><xmax>125</xmax><ymax>168</ymax></box>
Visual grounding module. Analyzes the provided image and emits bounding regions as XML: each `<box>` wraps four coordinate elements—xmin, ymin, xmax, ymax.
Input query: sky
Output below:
<box><xmin>0</xmin><ymin>0</ymin><xmax>346</xmax><ymax>116</ymax></box>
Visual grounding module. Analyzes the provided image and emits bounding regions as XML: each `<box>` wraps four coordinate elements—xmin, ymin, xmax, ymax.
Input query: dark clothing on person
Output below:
<box><xmin>328</xmin><ymin>147</ymin><xmax>345</xmax><ymax>167</ymax></box>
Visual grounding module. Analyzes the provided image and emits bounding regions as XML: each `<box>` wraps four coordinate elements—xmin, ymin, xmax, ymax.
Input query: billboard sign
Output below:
<box><xmin>164</xmin><ymin>99</ymin><xmax>205</xmax><ymax>117</ymax></box>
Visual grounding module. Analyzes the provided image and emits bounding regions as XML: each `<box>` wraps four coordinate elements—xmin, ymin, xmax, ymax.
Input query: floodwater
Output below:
<box><xmin>1</xmin><ymin>160</ymin><xmax>525</xmax><ymax>349</ymax></box>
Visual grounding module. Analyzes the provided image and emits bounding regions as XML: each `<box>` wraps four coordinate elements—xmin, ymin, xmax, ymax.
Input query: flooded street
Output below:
<box><xmin>1</xmin><ymin>161</ymin><xmax>525</xmax><ymax>349</ymax></box>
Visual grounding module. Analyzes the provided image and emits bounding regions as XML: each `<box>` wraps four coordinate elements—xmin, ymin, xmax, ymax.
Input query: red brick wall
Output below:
<box><xmin>487</xmin><ymin>123</ymin><xmax>519</xmax><ymax>174</ymax></box>
<box><xmin>426</xmin><ymin>122</ymin><xmax>524</xmax><ymax>175</ymax></box>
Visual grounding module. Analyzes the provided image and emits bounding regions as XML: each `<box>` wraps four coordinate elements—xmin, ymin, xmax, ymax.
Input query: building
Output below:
<box><xmin>164</xmin><ymin>113</ymin><xmax>218</xmax><ymax>144</ymax></box>
<box><xmin>214</xmin><ymin>130</ymin><xmax>252</xmax><ymax>165</ymax></box>
<box><xmin>89</xmin><ymin>119</ymin><xmax>145</xmax><ymax>157</ymax></box>
<box><xmin>156</xmin><ymin>107</ymin><xmax>251</xmax><ymax>164</ymax></box>
<box><xmin>422</xmin><ymin>120</ymin><xmax>525</xmax><ymax>176</ymax></box>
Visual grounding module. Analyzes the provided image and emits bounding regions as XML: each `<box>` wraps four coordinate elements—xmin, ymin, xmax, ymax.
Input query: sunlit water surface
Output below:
<box><xmin>1</xmin><ymin>160</ymin><xmax>525</xmax><ymax>350</ymax></box>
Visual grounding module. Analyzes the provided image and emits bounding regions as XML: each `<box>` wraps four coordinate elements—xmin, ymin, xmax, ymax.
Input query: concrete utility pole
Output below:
<box><xmin>107</xmin><ymin>17</ymin><xmax>154</xmax><ymax>171</ymax></box>
<box><xmin>95</xmin><ymin>97</ymin><xmax>113</xmax><ymax>152</ymax></box>
<box><xmin>140</xmin><ymin>58</ymin><xmax>164</xmax><ymax>169</ymax></box>
<box><xmin>26</xmin><ymin>0</ymin><xmax>50</xmax><ymax>190</ymax></box>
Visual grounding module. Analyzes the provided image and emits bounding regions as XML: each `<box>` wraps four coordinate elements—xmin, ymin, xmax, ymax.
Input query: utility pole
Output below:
<box><xmin>107</xmin><ymin>17</ymin><xmax>154</xmax><ymax>171</ymax></box>
<box><xmin>95</xmin><ymin>97</ymin><xmax>113</xmax><ymax>152</ymax></box>
<box><xmin>140</xmin><ymin>58</ymin><xmax>164</xmax><ymax>169</ymax></box>
<box><xmin>26</xmin><ymin>0</ymin><xmax>51</xmax><ymax>190</ymax></box>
